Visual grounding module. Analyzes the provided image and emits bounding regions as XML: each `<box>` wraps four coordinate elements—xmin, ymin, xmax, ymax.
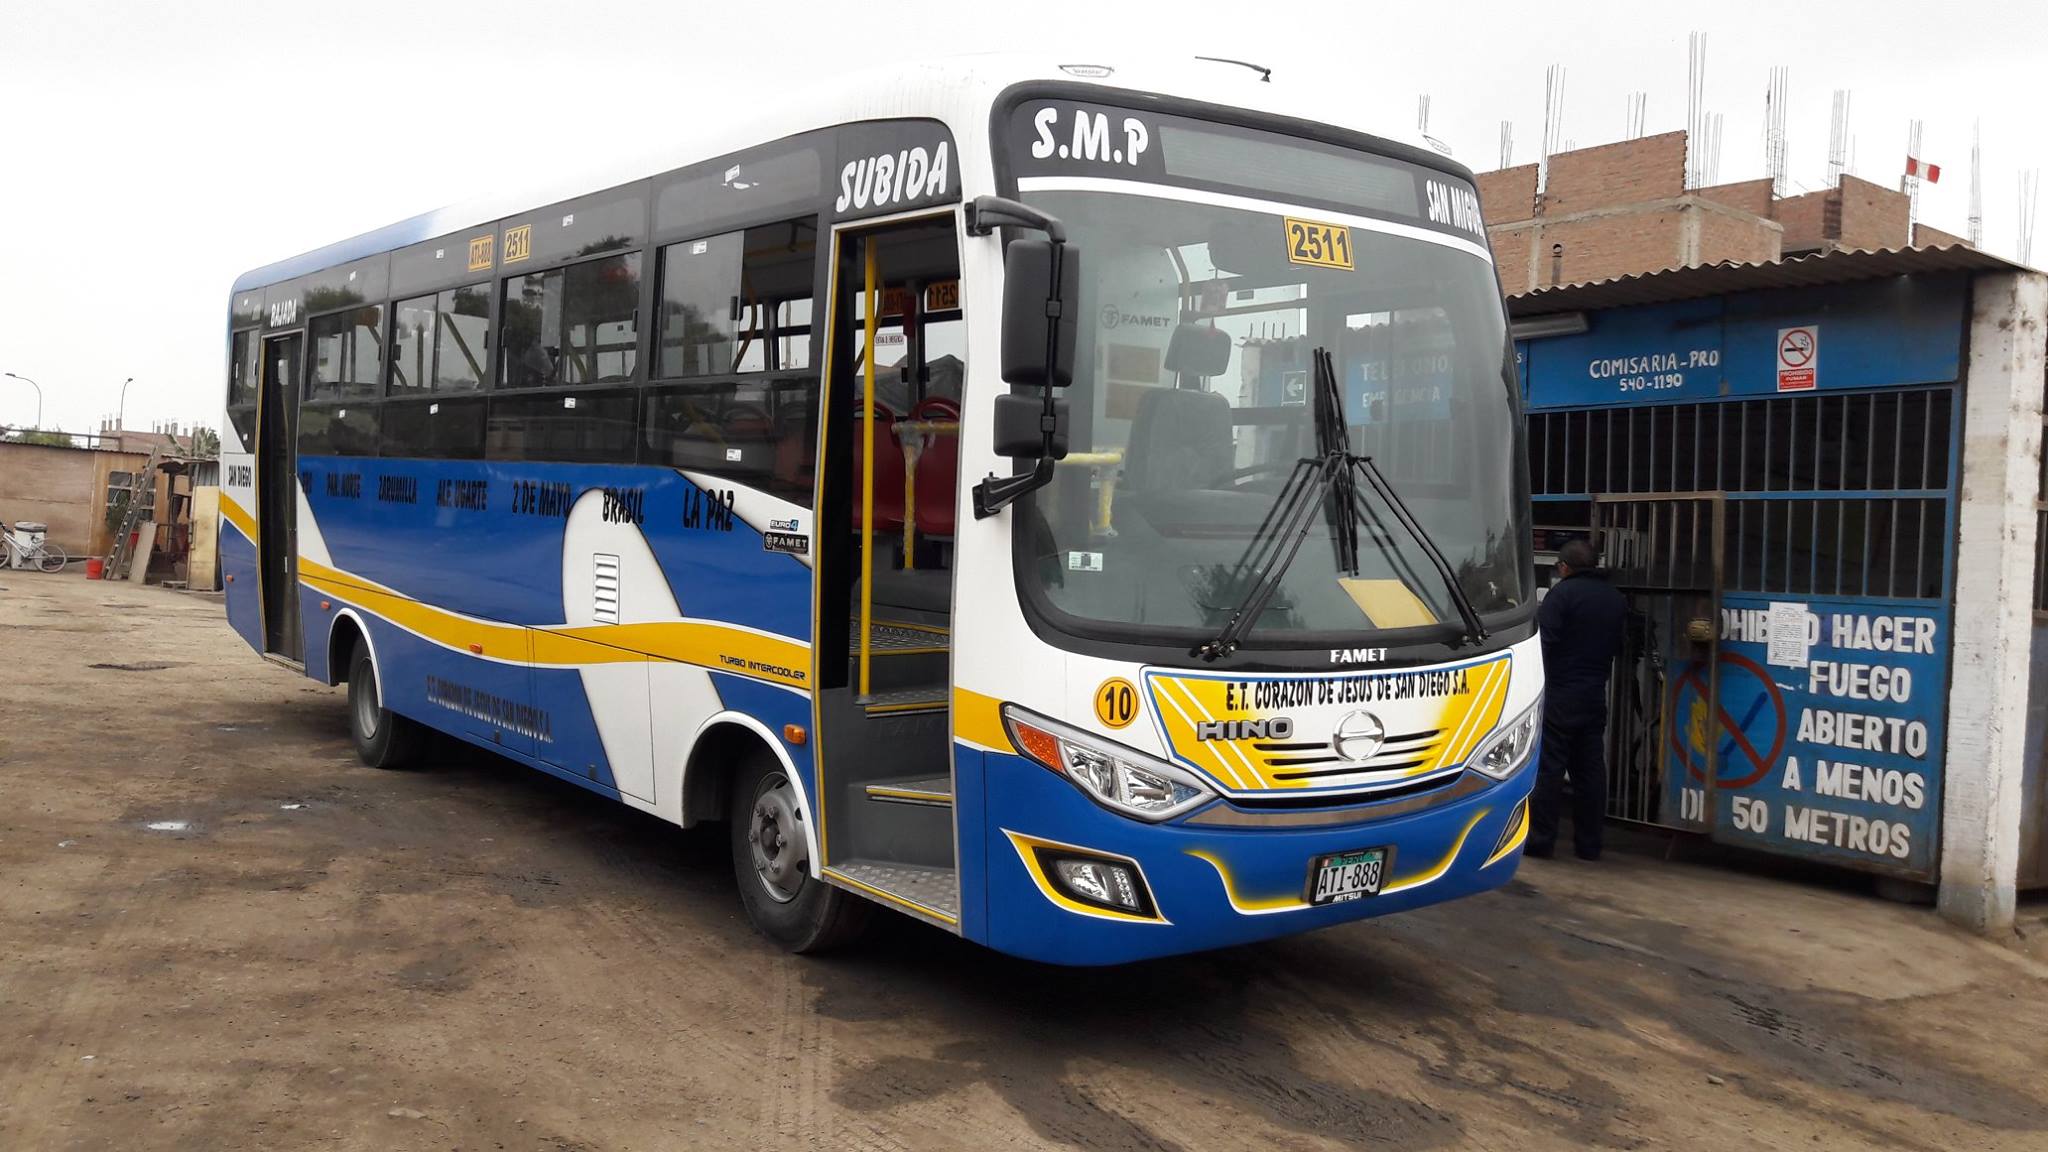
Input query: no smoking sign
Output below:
<box><xmin>1776</xmin><ymin>325</ymin><xmax>1818</xmax><ymax>391</ymax></box>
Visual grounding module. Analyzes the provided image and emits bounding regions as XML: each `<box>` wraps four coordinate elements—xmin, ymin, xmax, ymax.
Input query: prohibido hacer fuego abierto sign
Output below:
<box><xmin>1661</xmin><ymin>596</ymin><xmax>1946</xmax><ymax>877</ymax></box>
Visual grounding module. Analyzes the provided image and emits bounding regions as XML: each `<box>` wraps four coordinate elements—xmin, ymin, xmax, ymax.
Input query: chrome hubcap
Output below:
<box><xmin>748</xmin><ymin>774</ymin><xmax>808</xmax><ymax>904</ymax></box>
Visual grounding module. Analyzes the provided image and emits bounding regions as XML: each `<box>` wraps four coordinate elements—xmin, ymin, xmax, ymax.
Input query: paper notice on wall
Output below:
<box><xmin>1766</xmin><ymin>601</ymin><xmax>1810</xmax><ymax>668</ymax></box>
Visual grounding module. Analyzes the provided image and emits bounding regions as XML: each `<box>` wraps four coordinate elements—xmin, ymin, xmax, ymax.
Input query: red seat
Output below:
<box><xmin>911</xmin><ymin>398</ymin><xmax>960</xmax><ymax>539</ymax></box>
<box><xmin>850</xmin><ymin>409</ymin><xmax>905</xmax><ymax>532</ymax></box>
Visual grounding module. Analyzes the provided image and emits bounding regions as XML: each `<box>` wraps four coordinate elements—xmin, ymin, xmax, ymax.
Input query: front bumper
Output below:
<box><xmin>972</xmin><ymin>742</ymin><xmax>1537</xmax><ymax>965</ymax></box>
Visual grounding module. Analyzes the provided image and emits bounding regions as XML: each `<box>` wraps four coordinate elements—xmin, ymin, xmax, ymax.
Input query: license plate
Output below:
<box><xmin>1309</xmin><ymin>847</ymin><xmax>1388</xmax><ymax>905</ymax></box>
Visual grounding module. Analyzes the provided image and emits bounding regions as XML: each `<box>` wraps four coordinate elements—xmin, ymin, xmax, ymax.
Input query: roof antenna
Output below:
<box><xmin>1195</xmin><ymin>56</ymin><xmax>1272</xmax><ymax>82</ymax></box>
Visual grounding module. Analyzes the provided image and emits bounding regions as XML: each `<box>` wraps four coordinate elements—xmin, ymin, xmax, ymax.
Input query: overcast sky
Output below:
<box><xmin>1</xmin><ymin>0</ymin><xmax>2040</xmax><ymax>437</ymax></box>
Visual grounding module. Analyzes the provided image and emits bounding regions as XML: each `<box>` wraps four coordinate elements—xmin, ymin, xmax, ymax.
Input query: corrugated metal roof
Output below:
<box><xmin>1506</xmin><ymin>244</ymin><xmax>2037</xmax><ymax>316</ymax></box>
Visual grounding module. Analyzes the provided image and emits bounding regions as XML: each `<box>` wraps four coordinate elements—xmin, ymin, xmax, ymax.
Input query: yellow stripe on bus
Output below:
<box><xmin>299</xmin><ymin>558</ymin><xmax>811</xmax><ymax>689</ymax></box>
<box><xmin>952</xmin><ymin>686</ymin><xmax>1013</xmax><ymax>753</ymax></box>
<box><xmin>220</xmin><ymin>494</ymin><xmax>258</xmax><ymax>544</ymax></box>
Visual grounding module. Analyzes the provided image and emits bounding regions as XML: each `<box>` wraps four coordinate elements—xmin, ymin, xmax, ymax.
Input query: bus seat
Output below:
<box><xmin>1122</xmin><ymin>386</ymin><xmax>1233</xmax><ymax>492</ymax></box>
<box><xmin>851</xmin><ymin>409</ymin><xmax>906</xmax><ymax>531</ymax></box>
<box><xmin>911</xmin><ymin>398</ymin><xmax>960</xmax><ymax>539</ymax></box>
<box><xmin>1165</xmin><ymin>322</ymin><xmax>1232</xmax><ymax>384</ymax></box>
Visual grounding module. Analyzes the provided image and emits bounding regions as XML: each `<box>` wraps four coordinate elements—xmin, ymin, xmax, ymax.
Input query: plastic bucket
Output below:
<box><xmin>85</xmin><ymin>557</ymin><xmax>105</xmax><ymax>580</ymax></box>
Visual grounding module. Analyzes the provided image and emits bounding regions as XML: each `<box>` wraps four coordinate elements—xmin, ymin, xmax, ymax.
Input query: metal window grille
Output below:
<box><xmin>1531</xmin><ymin>387</ymin><xmax>1955</xmax><ymax>601</ymax></box>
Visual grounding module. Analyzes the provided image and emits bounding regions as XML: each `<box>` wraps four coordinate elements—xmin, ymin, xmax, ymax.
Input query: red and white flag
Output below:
<box><xmin>1906</xmin><ymin>156</ymin><xmax>1942</xmax><ymax>183</ymax></box>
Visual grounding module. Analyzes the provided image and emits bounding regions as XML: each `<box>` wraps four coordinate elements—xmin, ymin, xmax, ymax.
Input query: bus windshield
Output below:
<box><xmin>1015</xmin><ymin>187</ymin><xmax>1532</xmax><ymax>649</ymax></box>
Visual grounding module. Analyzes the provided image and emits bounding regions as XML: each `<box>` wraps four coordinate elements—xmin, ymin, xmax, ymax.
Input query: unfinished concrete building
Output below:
<box><xmin>1478</xmin><ymin>131</ymin><xmax>1954</xmax><ymax>293</ymax></box>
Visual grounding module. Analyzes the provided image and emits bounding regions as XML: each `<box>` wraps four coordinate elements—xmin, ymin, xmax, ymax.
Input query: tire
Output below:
<box><xmin>35</xmin><ymin>544</ymin><xmax>66</xmax><ymax>573</ymax></box>
<box><xmin>730</xmin><ymin>752</ymin><xmax>870</xmax><ymax>953</ymax></box>
<box><xmin>347</xmin><ymin>643</ymin><xmax>424</xmax><ymax>769</ymax></box>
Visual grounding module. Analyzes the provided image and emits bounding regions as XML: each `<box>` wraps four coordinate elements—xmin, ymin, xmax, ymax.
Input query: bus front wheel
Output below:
<box><xmin>729</xmin><ymin>754</ymin><xmax>869</xmax><ymax>953</ymax></box>
<box><xmin>347</xmin><ymin>644</ymin><xmax>424</xmax><ymax>769</ymax></box>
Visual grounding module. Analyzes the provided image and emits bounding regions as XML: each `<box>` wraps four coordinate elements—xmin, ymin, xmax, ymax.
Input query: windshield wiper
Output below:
<box><xmin>1192</xmin><ymin>347</ymin><xmax>1487</xmax><ymax>661</ymax></box>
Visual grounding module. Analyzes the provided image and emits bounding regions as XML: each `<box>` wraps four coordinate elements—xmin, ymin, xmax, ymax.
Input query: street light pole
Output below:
<box><xmin>116</xmin><ymin>377</ymin><xmax>134</xmax><ymax>440</ymax></box>
<box><xmin>3</xmin><ymin>372</ymin><xmax>43</xmax><ymax>429</ymax></box>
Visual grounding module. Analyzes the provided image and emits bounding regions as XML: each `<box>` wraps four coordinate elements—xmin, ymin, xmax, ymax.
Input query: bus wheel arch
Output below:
<box><xmin>681</xmin><ymin>716</ymin><xmax>815</xmax><ymax>850</ymax></box>
<box><xmin>333</xmin><ymin>612</ymin><xmax>421</xmax><ymax>770</ymax></box>
<box><xmin>325</xmin><ymin>609</ymin><xmax>381</xmax><ymax>696</ymax></box>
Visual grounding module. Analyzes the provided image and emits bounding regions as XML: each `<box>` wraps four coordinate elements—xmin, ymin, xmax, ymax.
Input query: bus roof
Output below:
<box><xmin>229</xmin><ymin>55</ymin><xmax>1446</xmax><ymax>297</ymax></box>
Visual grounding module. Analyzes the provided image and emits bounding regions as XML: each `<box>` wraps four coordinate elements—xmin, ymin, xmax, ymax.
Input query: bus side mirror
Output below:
<box><xmin>993</xmin><ymin>393</ymin><xmax>1069</xmax><ymax>458</ymax></box>
<box><xmin>1000</xmin><ymin>239</ymin><xmax>1079</xmax><ymax>389</ymax></box>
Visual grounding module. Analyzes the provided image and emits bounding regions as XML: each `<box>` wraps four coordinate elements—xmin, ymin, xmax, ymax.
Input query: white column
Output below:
<box><xmin>1939</xmin><ymin>269</ymin><xmax>2047</xmax><ymax>934</ymax></box>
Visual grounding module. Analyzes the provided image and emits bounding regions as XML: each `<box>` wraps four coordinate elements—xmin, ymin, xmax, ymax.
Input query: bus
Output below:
<box><xmin>219</xmin><ymin>58</ymin><xmax>1540</xmax><ymax>965</ymax></box>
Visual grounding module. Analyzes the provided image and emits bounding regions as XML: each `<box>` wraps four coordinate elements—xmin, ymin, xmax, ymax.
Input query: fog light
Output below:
<box><xmin>1054</xmin><ymin>859</ymin><xmax>1139</xmax><ymax>911</ymax></box>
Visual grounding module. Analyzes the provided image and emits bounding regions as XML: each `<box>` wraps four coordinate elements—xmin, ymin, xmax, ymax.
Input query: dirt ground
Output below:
<box><xmin>2</xmin><ymin>572</ymin><xmax>2045</xmax><ymax>1152</ymax></box>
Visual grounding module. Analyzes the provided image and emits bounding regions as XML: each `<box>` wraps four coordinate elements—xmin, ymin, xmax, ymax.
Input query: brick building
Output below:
<box><xmin>1478</xmin><ymin>130</ymin><xmax>1947</xmax><ymax>293</ymax></box>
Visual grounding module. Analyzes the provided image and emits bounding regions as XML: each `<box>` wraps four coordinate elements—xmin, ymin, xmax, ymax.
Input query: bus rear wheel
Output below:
<box><xmin>347</xmin><ymin>644</ymin><xmax>424</xmax><ymax>769</ymax></box>
<box><xmin>730</xmin><ymin>754</ymin><xmax>869</xmax><ymax>953</ymax></box>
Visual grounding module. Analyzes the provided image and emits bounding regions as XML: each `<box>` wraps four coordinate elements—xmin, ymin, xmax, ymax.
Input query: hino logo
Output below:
<box><xmin>1331</xmin><ymin>711</ymin><xmax>1387</xmax><ymax>762</ymax></box>
<box><xmin>1196</xmin><ymin>717</ymin><xmax>1293</xmax><ymax>742</ymax></box>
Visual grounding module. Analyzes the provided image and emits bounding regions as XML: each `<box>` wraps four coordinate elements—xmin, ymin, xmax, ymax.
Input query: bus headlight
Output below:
<box><xmin>1003</xmin><ymin>705</ymin><xmax>1214</xmax><ymax>821</ymax></box>
<box><xmin>1467</xmin><ymin>696</ymin><xmax>1542</xmax><ymax>780</ymax></box>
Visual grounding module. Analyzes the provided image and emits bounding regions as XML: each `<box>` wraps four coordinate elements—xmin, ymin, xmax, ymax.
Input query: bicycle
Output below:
<box><xmin>1</xmin><ymin>523</ymin><xmax>69</xmax><ymax>573</ymax></box>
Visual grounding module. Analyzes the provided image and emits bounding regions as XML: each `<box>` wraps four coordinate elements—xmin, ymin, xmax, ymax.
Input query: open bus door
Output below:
<box><xmin>257</xmin><ymin>332</ymin><xmax>303</xmax><ymax>663</ymax></box>
<box><xmin>808</xmin><ymin>211</ymin><xmax>966</xmax><ymax>927</ymax></box>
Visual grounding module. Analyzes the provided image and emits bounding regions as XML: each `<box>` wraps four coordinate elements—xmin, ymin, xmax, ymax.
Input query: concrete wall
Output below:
<box><xmin>1542</xmin><ymin>207</ymin><xmax>1686</xmax><ymax>285</ymax></box>
<box><xmin>1939</xmin><ymin>269</ymin><xmax>2048</xmax><ymax>934</ymax></box>
<box><xmin>1914</xmin><ymin>222</ymin><xmax>1972</xmax><ymax>249</ymax></box>
<box><xmin>0</xmin><ymin>444</ymin><xmax>111</xmax><ymax>556</ymax></box>
<box><xmin>1777</xmin><ymin>190</ymin><xmax>1833</xmax><ymax>252</ymax></box>
<box><xmin>1540</xmin><ymin>130</ymin><xmax>1686</xmax><ymax>216</ymax></box>
<box><xmin>0</xmin><ymin>443</ymin><xmax>175</xmax><ymax>558</ymax></box>
<box><xmin>1476</xmin><ymin>164</ymin><xmax>1539</xmax><ymax>224</ymax></box>
<box><xmin>1693</xmin><ymin>205</ymin><xmax>1784</xmax><ymax>266</ymax></box>
<box><xmin>1696</xmin><ymin>178</ymin><xmax>1776</xmax><ymax>218</ymax></box>
<box><xmin>1837</xmin><ymin>175</ymin><xmax>1911</xmax><ymax>252</ymax></box>
<box><xmin>1491</xmin><ymin>222</ymin><xmax>1536</xmax><ymax>295</ymax></box>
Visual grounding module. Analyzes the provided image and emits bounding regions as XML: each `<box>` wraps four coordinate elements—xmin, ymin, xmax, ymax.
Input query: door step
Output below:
<box><xmin>864</xmin><ymin>774</ymin><xmax>953</xmax><ymax>807</ymax></box>
<box><xmin>857</xmin><ymin>617</ymin><xmax>950</xmax><ymax>653</ymax></box>
<box><xmin>828</xmin><ymin>859</ymin><xmax>960</xmax><ymax>924</ymax></box>
<box><xmin>860</xmin><ymin>686</ymin><xmax>948</xmax><ymax>715</ymax></box>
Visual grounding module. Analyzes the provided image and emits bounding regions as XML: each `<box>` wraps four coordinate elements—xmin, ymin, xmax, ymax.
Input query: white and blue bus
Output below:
<box><xmin>220</xmin><ymin>58</ymin><xmax>1541</xmax><ymax>964</ymax></box>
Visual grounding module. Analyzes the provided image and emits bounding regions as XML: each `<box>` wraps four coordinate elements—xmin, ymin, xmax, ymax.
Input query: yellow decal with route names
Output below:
<box><xmin>1147</xmin><ymin>653</ymin><xmax>1512</xmax><ymax>795</ymax></box>
<box><xmin>1283</xmin><ymin>217</ymin><xmax>1354</xmax><ymax>270</ymax></box>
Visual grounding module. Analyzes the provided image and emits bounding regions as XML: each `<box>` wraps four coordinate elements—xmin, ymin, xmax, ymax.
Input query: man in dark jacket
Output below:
<box><xmin>1530</xmin><ymin>538</ymin><xmax>1627</xmax><ymax>860</ymax></box>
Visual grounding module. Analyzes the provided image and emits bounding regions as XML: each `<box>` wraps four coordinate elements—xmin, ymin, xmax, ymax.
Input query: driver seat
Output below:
<box><xmin>1123</xmin><ymin>324</ymin><xmax>1235</xmax><ymax>493</ymax></box>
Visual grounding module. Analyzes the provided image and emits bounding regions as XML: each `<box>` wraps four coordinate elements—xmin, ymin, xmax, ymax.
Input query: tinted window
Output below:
<box><xmin>562</xmin><ymin>255</ymin><xmax>640</xmax><ymax>384</ymax></box>
<box><xmin>658</xmin><ymin>218</ymin><xmax>816</xmax><ymax>378</ymax></box>
<box><xmin>389</xmin><ymin>295</ymin><xmax>435</xmax><ymax>395</ymax></box>
<box><xmin>228</xmin><ymin>329</ymin><xmax>258</xmax><ymax>406</ymax></box>
<box><xmin>299</xmin><ymin>403</ymin><xmax>379</xmax><ymax>457</ymax></box>
<box><xmin>227</xmin><ymin>406</ymin><xmax>257</xmax><ymax>448</ymax></box>
<box><xmin>655</xmin><ymin>142</ymin><xmax>823</xmax><ymax>237</ymax></box>
<box><xmin>501</xmin><ymin>253</ymin><xmax>641</xmax><ymax>388</ymax></box>
<box><xmin>487</xmin><ymin>390</ymin><xmax>637</xmax><ymax>463</ymax></box>
<box><xmin>390</xmin><ymin>285</ymin><xmax>490</xmax><ymax>395</ymax></box>
<box><xmin>643</xmin><ymin>377</ymin><xmax>818</xmax><ymax>504</ymax></box>
<box><xmin>308</xmin><ymin>305</ymin><xmax>383</xmax><ymax>400</ymax></box>
<box><xmin>435</xmin><ymin>284</ymin><xmax>490</xmax><ymax>390</ymax></box>
<box><xmin>382</xmin><ymin>396</ymin><xmax>486</xmax><ymax>460</ymax></box>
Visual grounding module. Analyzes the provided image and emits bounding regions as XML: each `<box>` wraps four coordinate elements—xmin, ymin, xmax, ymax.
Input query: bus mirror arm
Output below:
<box><xmin>974</xmin><ymin>458</ymin><xmax>1055</xmax><ymax>519</ymax></box>
<box><xmin>964</xmin><ymin>195</ymin><xmax>1066</xmax><ymax>243</ymax></box>
<box><xmin>968</xmin><ymin>196</ymin><xmax>1078</xmax><ymax>520</ymax></box>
